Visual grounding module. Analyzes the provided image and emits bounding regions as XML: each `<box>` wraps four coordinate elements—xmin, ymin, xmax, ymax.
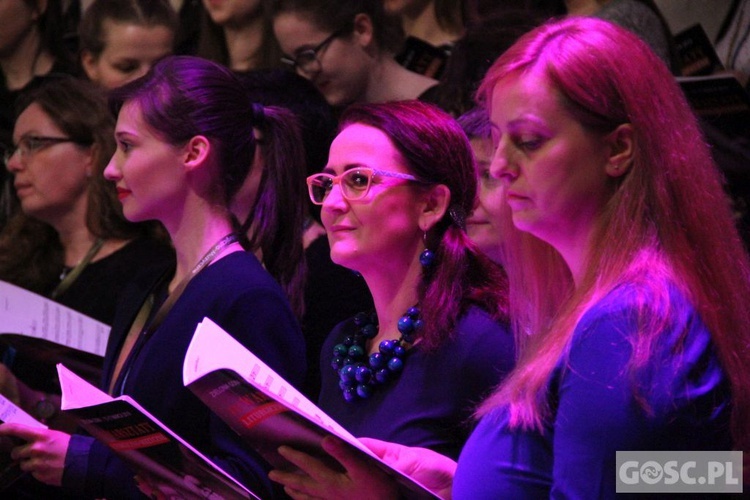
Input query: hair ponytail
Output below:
<box><xmin>244</xmin><ymin>105</ymin><xmax>307</xmax><ymax>319</ymax></box>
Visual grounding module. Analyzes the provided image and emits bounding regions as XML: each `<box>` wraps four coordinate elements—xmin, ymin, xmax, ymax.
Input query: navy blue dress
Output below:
<box><xmin>62</xmin><ymin>251</ymin><xmax>306</xmax><ymax>499</ymax></box>
<box><xmin>453</xmin><ymin>283</ymin><xmax>731</xmax><ymax>499</ymax></box>
<box><xmin>318</xmin><ymin>306</ymin><xmax>514</xmax><ymax>460</ymax></box>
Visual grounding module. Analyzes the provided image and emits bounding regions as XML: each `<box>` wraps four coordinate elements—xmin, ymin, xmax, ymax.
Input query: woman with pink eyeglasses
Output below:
<box><xmin>271</xmin><ymin>100</ymin><xmax>514</xmax><ymax>489</ymax></box>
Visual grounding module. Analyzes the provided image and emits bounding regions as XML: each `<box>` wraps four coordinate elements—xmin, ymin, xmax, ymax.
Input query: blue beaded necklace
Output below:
<box><xmin>332</xmin><ymin>306</ymin><xmax>422</xmax><ymax>402</ymax></box>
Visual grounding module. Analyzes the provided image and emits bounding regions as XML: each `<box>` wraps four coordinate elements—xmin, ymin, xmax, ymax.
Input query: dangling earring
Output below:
<box><xmin>419</xmin><ymin>231</ymin><xmax>434</xmax><ymax>268</ymax></box>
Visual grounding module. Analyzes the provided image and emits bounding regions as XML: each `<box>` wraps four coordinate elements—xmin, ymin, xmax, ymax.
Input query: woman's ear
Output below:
<box><xmin>83</xmin><ymin>144</ymin><xmax>98</xmax><ymax>178</ymax></box>
<box><xmin>81</xmin><ymin>51</ymin><xmax>99</xmax><ymax>82</ymax></box>
<box><xmin>604</xmin><ymin>123</ymin><xmax>635</xmax><ymax>178</ymax></box>
<box><xmin>183</xmin><ymin>135</ymin><xmax>211</xmax><ymax>171</ymax></box>
<box><xmin>32</xmin><ymin>0</ymin><xmax>48</xmax><ymax>21</ymax></box>
<box><xmin>352</xmin><ymin>13</ymin><xmax>375</xmax><ymax>49</ymax></box>
<box><xmin>419</xmin><ymin>184</ymin><xmax>451</xmax><ymax>232</ymax></box>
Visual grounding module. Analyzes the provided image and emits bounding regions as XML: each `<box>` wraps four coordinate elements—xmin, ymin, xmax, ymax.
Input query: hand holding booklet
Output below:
<box><xmin>56</xmin><ymin>364</ymin><xmax>258</xmax><ymax>499</ymax></box>
<box><xmin>0</xmin><ymin>394</ymin><xmax>46</xmax><ymax>490</ymax></box>
<box><xmin>182</xmin><ymin>317</ymin><xmax>440</xmax><ymax>499</ymax></box>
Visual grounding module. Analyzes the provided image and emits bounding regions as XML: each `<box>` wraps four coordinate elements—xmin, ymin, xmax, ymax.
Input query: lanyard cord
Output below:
<box><xmin>51</xmin><ymin>238</ymin><xmax>105</xmax><ymax>299</ymax></box>
<box><xmin>110</xmin><ymin>233</ymin><xmax>239</xmax><ymax>396</ymax></box>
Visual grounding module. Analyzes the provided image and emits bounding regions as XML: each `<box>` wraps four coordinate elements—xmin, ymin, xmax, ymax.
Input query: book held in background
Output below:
<box><xmin>0</xmin><ymin>280</ymin><xmax>107</xmax><ymax>387</ymax></box>
<box><xmin>674</xmin><ymin>23</ymin><xmax>724</xmax><ymax>77</ymax></box>
<box><xmin>56</xmin><ymin>364</ymin><xmax>258</xmax><ymax>500</ymax></box>
<box><xmin>183</xmin><ymin>317</ymin><xmax>440</xmax><ymax>499</ymax></box>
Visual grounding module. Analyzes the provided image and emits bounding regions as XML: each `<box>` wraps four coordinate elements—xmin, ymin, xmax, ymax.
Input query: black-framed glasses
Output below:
<box><xmin>3</xmin><ymin>136</ymin><xmax>84</xmax><ymax>167</ymax></box>
<box><xmin>306</xmin><ymin>167</ymin><xmax>425</xmax><ymax>205</ymax></box>
<box><xmin>280</xmin><ymin>29</ymin><xmax>345</xmax><ymax>74</ymax></box>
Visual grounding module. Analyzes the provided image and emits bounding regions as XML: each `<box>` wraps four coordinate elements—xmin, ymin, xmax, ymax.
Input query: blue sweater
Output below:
<box><xmin>318</xmin><ymin>306</ymin><xmax>515</xmax><ymax>460</ymax></box>
<box><xmin>453</xmin><ymin>283</ymin><xmax>731</xmax><ymax>499</ymax></box>
<box><xmin>62</xmin><ymin>251</ymin><xmax>306</xmax><ymax>499</ymax></box>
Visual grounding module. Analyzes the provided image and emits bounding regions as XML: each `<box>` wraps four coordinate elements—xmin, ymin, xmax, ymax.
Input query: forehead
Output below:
<box><xmin>100</xmin><ymin>20</ymin><xmax>174</xmax><ymax>54</ymax></box>
<box><xmin>273</xmin><ymin>11</ymin><xmax>326</xmax><ymax>51</ymax></box>
<box><xmin>327</xmin><ymin>123</ymin><xmax>403</xmax><ymax>169</ymax></box>
<box><xmin>489</xmin><ymin>71</ymin><xmax>563</xmax><ymax>124</ymax></box>
<box><xmin>14</xmin><ymin>103</ymin><xmax>58</xmax><ymax>135</ymax></box>
<box><xmin>116</xmin><ymin>101</ymin><xmax>147</xmax><ymax>131</ymax></box>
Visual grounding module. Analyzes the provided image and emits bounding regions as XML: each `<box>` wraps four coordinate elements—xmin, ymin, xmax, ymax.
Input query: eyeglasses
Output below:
<box><xmin>306</xmin><ymin>167</ymin><xmax>424</xmax><ymax>205</ymax></box>
<box><xmin>280</xmin><ymin>29</ymin><xmax>345</xmax><ymax>74</ymax></box>
<box><xmin>3</xmin><ymin>136</ymin><xmax>85</xmax><ymax>167</ymax></box>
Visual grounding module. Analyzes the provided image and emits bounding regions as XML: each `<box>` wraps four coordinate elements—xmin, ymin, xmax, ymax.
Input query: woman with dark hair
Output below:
<box><xmin>384</xmin><ymin>0</ymin><xmax>469</xmax><ymax>78</ymax></box>
<box><xmin>270</xmin><ymin>100</ymin><xmax>513</xmax><ymax>492</ymax></box>
<box><xmin>459</xmin><ymin>107</ymin><xmax>505</xmax><ymax>264</ymax></box>
<box><xmin>0</xmin><ymin>76</ymin><xmax>171</xmax><ymax>426</ymax></box>
<box><xmin>79</xmin><ymin>0</ymin><xmax>177</xmax><ymax>89</ymax></box>
<box><xmin>385</xmin><ymin>0</ymin><xmax>469</xmax><ymax>46</ymax></box>
<box><xmin>271</xmin><ymin>17</ymin><xmax>750</xmax><ymax>499</ymax></box>
<box><xmin>271</xmin><ymin>0</ymin><xmax>438</xmax><ymax>109</ymax></box>
<box><xmin>0</xmin><ymin>55</ymin><xmax>306</xmax><ymax>499</ymax></box>
<box><xmin>0</xmin><ymin>0</ymin><xmax>79</xmax><ymax>228</ymax></box>
<box><xmin>236</xmin><ymin>69</ymin><xmax>374</xmax><ymax>400</ymax></box>
<box><xmin>1</xmin><ymin>77</ymin><xmax>169</xmax><ymax>325</ymax></box>
<box><xmin>197</xmin><ymin>0</ymin><xmax>283</xmax><ymax>71</ymax></box>
<box><xmin>228</xmin><ymin>73</ymin><xmax>311</xmax><ymax>320</ymax></box>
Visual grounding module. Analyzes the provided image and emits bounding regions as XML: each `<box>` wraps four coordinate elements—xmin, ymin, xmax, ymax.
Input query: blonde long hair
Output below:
<box><xmin>476</xmin><ymin>18</ymin><xmax>750</xmax><ymax>456</ymax></box>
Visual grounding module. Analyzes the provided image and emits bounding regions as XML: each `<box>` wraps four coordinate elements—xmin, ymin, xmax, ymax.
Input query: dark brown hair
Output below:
<box><xmin>0</xmin><ymin>77</ymin><xmax>158</xmax><ymax>293</ymax></box>
<box><xmin>339</xmin><ymin>100</ymin><xmax>509</xmax><ymax>349</ymax></box>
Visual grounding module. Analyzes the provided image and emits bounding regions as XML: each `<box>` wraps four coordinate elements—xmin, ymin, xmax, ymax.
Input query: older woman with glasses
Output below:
<box><xmin>0</xmin><ymin>77</ymin><xmax>170</xmax><ymax>325</ymax></box>
<box><xmin>0</xmin><ymin>77</ymin><xmax>171</xmax><ymax>430</ymax></box>
<box><xmin>270</xmin><ymin>0</ymin><xmax>439</xmax><ymax>109</ymax></box>
<box><xmin>271</xmin><ymin>100</ymin><xmax>514</xmax><ymax>487</ymax></box>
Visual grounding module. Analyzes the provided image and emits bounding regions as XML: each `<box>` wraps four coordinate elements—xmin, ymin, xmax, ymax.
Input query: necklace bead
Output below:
<box><xmin>332</xmin><ymin>306</ymin><xmax>421</xmax><ymax>402</ymax></box>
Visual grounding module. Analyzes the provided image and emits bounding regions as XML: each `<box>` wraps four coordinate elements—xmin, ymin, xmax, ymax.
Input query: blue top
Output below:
<box><xmin>453</xmin><ymin>283</ymin><xmax>731</xmax><ymax>499</ymax></box>
<box><xmin>62</xmin><ymin>251</ymin><xmax>306</xmax><ymax>499</ymax></box>
<box><xmin>318</xmin><ymin>306</ymin><xmax>514</xmax><ymax>459</ymax></box>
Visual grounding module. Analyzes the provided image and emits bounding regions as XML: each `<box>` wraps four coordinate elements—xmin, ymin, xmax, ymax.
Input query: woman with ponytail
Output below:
<box><xmin>229</xmin><ymin>96</ymin><xmax>308</xmax><ymax>320</ymax></box>
<box><xmin>0</xmin><ymin>55</ymin><xmax>306</xmax><ymax>499</ymax></box>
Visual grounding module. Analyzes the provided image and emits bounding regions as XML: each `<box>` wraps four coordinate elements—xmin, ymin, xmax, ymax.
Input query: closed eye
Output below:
<box><xmin>514</xmin><ymin>135</ymin><xmax>545</xmax><ymax>152</ymax></box>
<box><xmin>117</xmin><ymin>140</ymin><xmax>132</xmax><ymax>153</ymax></box>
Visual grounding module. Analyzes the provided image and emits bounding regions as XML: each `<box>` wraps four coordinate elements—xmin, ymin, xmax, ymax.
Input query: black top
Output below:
<box><xmin>51</xmin><ymin>237</ymin><xmax>175</xmax><ymax>325</ymax></box>
<box><xmin>302</xmin><ymin>235</ymin><xmax>373</xmax><ymax>400</ymax></box>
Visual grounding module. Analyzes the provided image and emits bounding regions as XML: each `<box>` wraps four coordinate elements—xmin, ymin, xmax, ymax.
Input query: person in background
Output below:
<box><xmin>271</xmin><ymin>0</ymin><xmax>438</xmax><ymax>111</ymax></box>
<box><xmin>534</xmin><ymin>0</ymin><xmax>678</xmax><ymax>71</ymax></box>
<box><xmin>236</xmin><ymin>69</ymin><xmax>374</xmax><ymax>399</ymax></box>
<box><xmin>428</xmin><ymin>8</ymin><xmax>542</xmax><ymax>116</ymax></box>
<box><xmin>0</xmin><ymin>76</ymin><xmax>172</xmax><ymax>427</ymax></box>
<box><xmin>268</xmin><ymin>17</ymin><xmax>750</xmax><ymax>499</ymax></box>
<box><xmin>198</xmin><ymin>0</ymin><xmax>282</xmax><ymax>71</ymax></box>
<box><xmin>715</xmin><ymin>0</ymin><xmax>749</xmax><ymax>86</ymax></box>
<box><xmin>0</xmin><ymin>55</ymin><xmax>306</xmax><ymax>499</ymax></box>
<box><xmin>79</xmin><ymin>0</ymin><xmax>177</xmax><ymax>89</ymax></box>
<box><xmin>383</xmin><ymin>0</ymin><xmax>468</xmax><ymax>79</ymax></box>
<box><xmin>1</xmin><ymin>0</ymin><xmax>79</xmax><ymax>229</ymax></box>
<box><xmin>269</xmin><ymin>100</ymin><xmax>514</xmax><ymax>498</ymax></box>
<box><xmin>458</xmin><ymin>107</ymin><xmax>504</xmax><ymax>264</ymax></box>
<box><xmin>1</xmin><ymin>77</ymin><xmax>170</xmax><ymax>327</ymax></box>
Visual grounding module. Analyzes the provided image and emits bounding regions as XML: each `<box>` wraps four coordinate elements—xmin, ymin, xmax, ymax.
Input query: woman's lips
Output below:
<box><xmin>13</xmin><ymin>182</ymin><xmax>32</xmax><ymax>197</ymax></box>
<box><xmin>116</xmin><ymin>187</ymin><xmax>131</xmax><ymax>201</ymax></box>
